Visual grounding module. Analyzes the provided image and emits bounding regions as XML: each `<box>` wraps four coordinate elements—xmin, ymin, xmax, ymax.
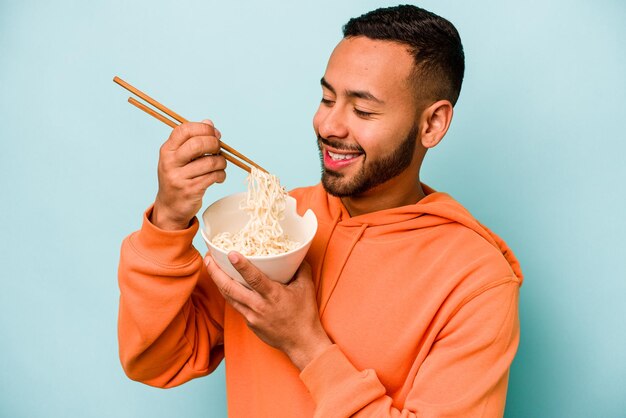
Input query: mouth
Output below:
<box><xmin>327</xmin><ymin>150</ymin><xmax>361</xmax><ymax>161</ymax></box>
<box><xmin>322</xmin><ymin>147</ymin><xmax>364</xmax><ymax>170</ymax></box>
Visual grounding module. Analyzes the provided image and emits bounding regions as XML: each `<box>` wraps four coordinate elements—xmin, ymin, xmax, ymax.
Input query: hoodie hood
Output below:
<box><xmin>292</xmin><ymin>183</ymin><xmax>523</xmax><ymax>285</ymax></box>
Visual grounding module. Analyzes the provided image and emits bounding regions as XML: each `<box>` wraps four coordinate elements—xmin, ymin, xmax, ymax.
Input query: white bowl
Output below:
<box><xmin>200</xmin><ymin>192</ymin><xmax>318</xmax><ymax>286</ymax></box>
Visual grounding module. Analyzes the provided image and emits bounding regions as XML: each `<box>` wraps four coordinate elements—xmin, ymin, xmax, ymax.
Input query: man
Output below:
<box><xmin>118</xmin><ymin>5</ymin><xmax>523</xmax><ymax>417</ymax></box>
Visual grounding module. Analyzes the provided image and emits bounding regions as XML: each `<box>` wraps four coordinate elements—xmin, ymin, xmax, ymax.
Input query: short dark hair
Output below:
<box><xmin>343</xmin><ymin>4</ymin><xmax>465</xmax><ymax>106</ymax></box>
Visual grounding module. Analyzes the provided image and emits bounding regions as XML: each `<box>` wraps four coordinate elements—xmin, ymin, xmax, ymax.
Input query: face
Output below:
<box><xmin>313</xmin><ymin>36</ymin><xmax>422</xmax><ymax>198</ymax></box>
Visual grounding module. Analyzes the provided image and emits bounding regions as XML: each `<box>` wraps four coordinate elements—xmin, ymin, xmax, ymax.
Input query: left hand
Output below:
<box><xmin>204</xmin><ymin>251</ymin><xmax>333</xmax><ymax>370</ymax></box>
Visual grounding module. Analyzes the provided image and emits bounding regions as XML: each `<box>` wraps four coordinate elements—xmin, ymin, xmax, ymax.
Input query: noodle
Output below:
<box><xmin>211</xmin><ymin>168</ymin><xmax>300</xmax><ymax>256</ymax></box>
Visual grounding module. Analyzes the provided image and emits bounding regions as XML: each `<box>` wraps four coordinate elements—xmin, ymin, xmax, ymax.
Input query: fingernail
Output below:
<box><xmin>201</xmin><ymin>119</ymin><xmax>214</xmax><ymax>126</ymax></box>
<box><xmin>204</xmin><ymin>257</ymin><xmax>211</xmax><ymax>267</ymax></box>
<box><xmin>228</xmin><ymin>252</ymin><xmax>238</xmax><ymax>263</ymax></box>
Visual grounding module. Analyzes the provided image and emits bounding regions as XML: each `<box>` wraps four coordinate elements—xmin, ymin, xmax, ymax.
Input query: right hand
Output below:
<box><xmin>150</xmin><ymin>119</ymin><xmax>227</xmax><ymax>230</ymax></box>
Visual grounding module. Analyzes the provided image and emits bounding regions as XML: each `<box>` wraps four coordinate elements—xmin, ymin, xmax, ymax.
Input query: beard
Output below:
<box><xmin>318</xmin><ymin>124</ymin><xmax>419</xmax><ymax>197</ymax></box>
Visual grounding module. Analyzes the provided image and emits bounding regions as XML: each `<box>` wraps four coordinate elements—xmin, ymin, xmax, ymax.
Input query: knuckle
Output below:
<box><xmin>159</xmin><ymin>143</ymin><xmax>173</xmax><ymax>161</ymax></box>
<box><xmin>219</xmin><ymin>283</ymin><xmax>233</xmax><ymax>298</ymax></box>
<box><xmin>203</xmin><ymin>170</ymin><xmax>225</xmax><ymax>187</ymax></box>
<box><xmin>176</xmin><ymin>123</ymin><xmax>192</xmax><ymax>139</ymax></box>
<box><xmin>243</xmin><ymin>270</ymin><xmax>260</xmax><ymax>285</ymax></box>
<box><xmin>194</xmin><ymin>173</ymin><xmax>214</xmax><ymax>190</ymax></box>
<box><xmin>203</xmin><ymin>155</ymin><xmax>224</xmax><ymax>171</ymax></box>
<box><xmin>201</xmin><ymin>121</ymin><xmax>215</xmax><ymax>135</ymax></box>
<box><xmin>248</xmin><ymin>299</ymin><xmax>262</xmax><ymax>314</ymax></box>
<box><xmin>216</xmin><ymin>155</ymin><xmax>227</xmax><ymax>170</ymax></box>
<box><xmin>189</xmin><ymin>137</ymin><xmax>204</xmax><ymax>157</ymax></box>
<box><xmin>165</xmin><ymin>129</ymin><xmax>177</xmax><ymax>144</ymax></box>
<box><xmin>265</xmin><ymin>291</ymin><xmax>280</xmax><ymax>306</ymax></box>
<box><xmin>195</xmin><ymin>122</ymin><xmax>214</xmax><ymax>138</ymax></box>
<box><xmin>207</xmin><ymin>136</ymin><xmax>220</xmax><ymax>152</ymax></box>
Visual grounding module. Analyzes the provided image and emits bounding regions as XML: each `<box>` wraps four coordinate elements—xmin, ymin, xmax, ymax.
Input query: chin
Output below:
<box><xmin>321</xmin><ymin>171</ymin><xmax>367</xmax><ymax>197</ymax></box>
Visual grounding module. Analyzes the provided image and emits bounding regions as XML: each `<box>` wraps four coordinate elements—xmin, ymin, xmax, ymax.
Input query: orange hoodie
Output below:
<box><xmin>118</xmin><ymin>183</ymin><xmax>522</xmax><ymax>417</ymax></box>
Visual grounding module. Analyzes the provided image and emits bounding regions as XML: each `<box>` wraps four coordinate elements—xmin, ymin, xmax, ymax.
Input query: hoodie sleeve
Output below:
<box><xmin>300</xmin><ymin>278</ymin><xmax>520</xmax><ymax>418</ymax></box>
<box><xmin>117</xmin><ymin>206</ymin><xmax>226</xmax><ymax>388</ymax></box>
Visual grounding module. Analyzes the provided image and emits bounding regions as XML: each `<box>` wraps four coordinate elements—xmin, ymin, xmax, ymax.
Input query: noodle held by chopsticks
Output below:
<box><xmin>212</xmin><ymin>168</ymin><xmax>300</xmax><ymax>256</ymax></box>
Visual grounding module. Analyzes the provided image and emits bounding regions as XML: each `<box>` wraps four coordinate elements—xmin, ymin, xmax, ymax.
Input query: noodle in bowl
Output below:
<box><xmin>201</xmin><ymin>170</ymin><xmax>317</xmax><ymax>286</ymax></box>
<box><xmin>211</xmin><ymin>169</ymin><xmax>300</xmax><ymax>256</ymax></box>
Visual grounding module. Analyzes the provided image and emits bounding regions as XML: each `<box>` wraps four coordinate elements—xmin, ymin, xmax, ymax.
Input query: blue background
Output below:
<box><xmin>1</xmin><ymin>1</ymin><xmax>625</xmax><ymax>417</ymax></box>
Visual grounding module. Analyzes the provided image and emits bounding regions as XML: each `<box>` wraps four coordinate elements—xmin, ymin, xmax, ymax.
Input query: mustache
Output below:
<box><xmin>317</xmin><ymin>135</ymin><xmax>364</xmax><ymax>153</ymax></box>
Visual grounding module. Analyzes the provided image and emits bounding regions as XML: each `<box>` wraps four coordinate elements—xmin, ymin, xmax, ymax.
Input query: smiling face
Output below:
<box><xmin>314</xmin><ymin>36</ymin><xmax>425</xmax><ymax>199</ymax></box>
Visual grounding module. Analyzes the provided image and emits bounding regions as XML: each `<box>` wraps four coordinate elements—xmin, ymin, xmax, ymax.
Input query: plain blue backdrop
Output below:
<box><xmin>1</xmin><ymin>1</ymin><xmax>625</xmax><ymax>417</ymax></box>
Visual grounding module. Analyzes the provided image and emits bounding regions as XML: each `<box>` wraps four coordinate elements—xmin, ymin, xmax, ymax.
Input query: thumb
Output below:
<box><xmin>228</xmin><ymin>252</ymin><xmax>274</xmax><ymax>296</ymax></box>
<box><xmin>288</xmin><ymin>261</ymin><xmax>313</xmax><ymax>286</ymax></box>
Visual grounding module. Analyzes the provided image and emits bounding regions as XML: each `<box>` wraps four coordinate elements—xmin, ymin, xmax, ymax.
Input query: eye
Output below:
<box><xmin>321</xmin><ymin>98</ymin><xmax>335</xmax><ymax>106</ymax></box>
<box><xmin>354</xmin><ymin>108</ymin><xmax>374</xmax><ymax>118</ymax></box>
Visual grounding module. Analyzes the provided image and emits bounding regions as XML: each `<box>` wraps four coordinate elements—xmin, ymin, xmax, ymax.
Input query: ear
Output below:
<box><xmin>419</xmin><ymin>100</ymin><xmax>453</xmax><ymax>149</ymax></box>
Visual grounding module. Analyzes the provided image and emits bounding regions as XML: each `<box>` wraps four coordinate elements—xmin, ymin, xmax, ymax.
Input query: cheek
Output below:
<box><xmin>355</xmin><ymin>123</ymin><xmax>404</xmax><ymax>156</ymax></box>
<box><xmin>353</xmin><ymin>124</ymin><xmax>384</xmax><ymax>154</ymax></box>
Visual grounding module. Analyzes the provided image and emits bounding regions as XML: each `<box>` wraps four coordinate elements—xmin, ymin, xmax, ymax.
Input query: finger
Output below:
<box><xmin>190</xmin><ymin>169</ymin><xmax>227</xmax><ymax>191</ymax></box>
<box><xmin>228</xmin><ymin>252</ymin><xmax>276</xmax><ymax>298</ymax></box>
<box><xmin>175</xmin><ymin>135</ymin><xmax>221</xmax><ymax>165</ymax></box>
<box><xmin>182</xmin><ymin>154</ymin><xmax>227</xmax><ymax>179</ymax></box>
<box><xmin>166</xmin><ymin>122</ymin><xmax>217</xmax><ymax>149</ymax></box>
<box><xmin>200</xmin><ymin>119</ymin><xmax>221</xmax><ymax>140</ymax></box>
<box><xmin>226</xmin><ymin>297</ymin><xmax>253</xmax><ymax>319</ymax></box>
<box><xmin>205</xmin><ymin>255</ymin><xmax>256</xmax><ymax>308</ymax></box>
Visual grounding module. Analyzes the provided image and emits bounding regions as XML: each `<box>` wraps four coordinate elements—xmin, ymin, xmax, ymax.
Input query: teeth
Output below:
<box><xmin>328</xmin><ymin>151</ymin><xmax>359</xmax><ymax>161</ymax></box>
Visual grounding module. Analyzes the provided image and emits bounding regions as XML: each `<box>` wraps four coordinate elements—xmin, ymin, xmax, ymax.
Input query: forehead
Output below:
<box><xmin>323</xmin><ymin>37</ymin><xmax>415</xmax><ymax>100</ymax></box>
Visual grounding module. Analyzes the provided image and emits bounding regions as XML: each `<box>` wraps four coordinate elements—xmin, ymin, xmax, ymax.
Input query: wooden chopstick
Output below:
<box><xmin>127</xmin><ymin>97</ymin><xmax>253</xmax><ymax>173</ymax></box>
<box><xmin>128</xmin><ymin>97</ymin><xmax>177</xmax><ymax>128</ymax></box>
<box><xmin>114</xmin><ymin>76</ymin><xmax>267</xmax><ymax>173</ymax></box>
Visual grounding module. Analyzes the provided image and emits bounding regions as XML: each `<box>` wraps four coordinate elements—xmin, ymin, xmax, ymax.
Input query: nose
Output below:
<box><xmin>315</xmin><ymin>104</ymin><xmax>349</xmax><ymax>140</ymax></box>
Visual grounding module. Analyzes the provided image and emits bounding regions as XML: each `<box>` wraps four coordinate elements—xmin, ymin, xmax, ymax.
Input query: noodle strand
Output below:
<box><xmin>212</xmin><ymin>168</ymin><xmax>300</xmax><ymax>256</ymax></box>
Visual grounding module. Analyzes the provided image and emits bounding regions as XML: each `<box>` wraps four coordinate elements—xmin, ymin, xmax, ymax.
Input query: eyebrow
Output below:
<box><xmin>320</xmin><ymin>77</ymin><xmax>385</xmax><ymax>105</ymax></box>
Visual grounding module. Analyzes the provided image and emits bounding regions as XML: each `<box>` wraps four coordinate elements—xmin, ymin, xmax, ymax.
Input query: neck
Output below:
<box><xmin>340</xmin><ymin>175</ymin><xmax>426</xmax><ymax>217</ymax></box>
